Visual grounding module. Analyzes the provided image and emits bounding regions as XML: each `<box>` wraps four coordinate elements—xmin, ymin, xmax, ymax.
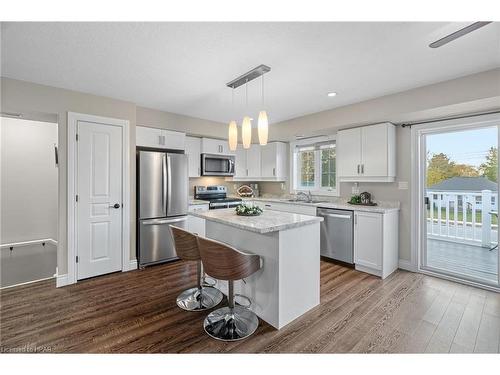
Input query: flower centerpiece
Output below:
<box><xmin>235</xmin><ymin>203</ymin><xmax>263</xmax><ymax>216</ymax></box>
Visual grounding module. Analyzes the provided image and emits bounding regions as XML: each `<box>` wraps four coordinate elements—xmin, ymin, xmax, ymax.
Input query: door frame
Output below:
<box><xmin>64</xmin><ymin>112</ymin><xmax>131</xmax><ymax>287</ymax></box>
<box><xmin>410</xmin><ymin>112</ymin><xmax>500</xmax><ymax>291</ymax></box>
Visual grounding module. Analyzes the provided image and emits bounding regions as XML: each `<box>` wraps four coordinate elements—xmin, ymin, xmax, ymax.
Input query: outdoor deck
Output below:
<box><xmin>427</xmin><ymin>238</ymin><xmax>498</xmax><ymax>284</ymax></box>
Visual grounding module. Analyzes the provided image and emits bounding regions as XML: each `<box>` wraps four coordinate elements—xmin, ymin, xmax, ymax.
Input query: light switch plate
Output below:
<box><xmin>398</xmin><ymin>181</ymin><xmax>409</xmax><ymax>190</ymax></box>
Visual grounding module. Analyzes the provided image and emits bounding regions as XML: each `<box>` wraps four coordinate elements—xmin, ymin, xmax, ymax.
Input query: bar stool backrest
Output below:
<box><xmin>196</xmin><ymin>236</ymin><xmax>261</xmax><ymax>281</ymax></box>
<box><xmin>170</xmin><ymin>226</ymin><xmax>200</xmax><ymax>261</ymax></box>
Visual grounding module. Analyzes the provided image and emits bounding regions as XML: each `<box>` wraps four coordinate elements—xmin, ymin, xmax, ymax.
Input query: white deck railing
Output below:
<box><xmin>426</xmin><ymin>190</ymin><xmax>497</xmax><ymax>247</ymax></box>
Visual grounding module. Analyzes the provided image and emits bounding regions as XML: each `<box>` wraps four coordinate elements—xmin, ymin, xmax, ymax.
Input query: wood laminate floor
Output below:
<box><xmin>1</xmin><ymin>260</ymin><xmax>499</xmax><ymax>353</ymax></box>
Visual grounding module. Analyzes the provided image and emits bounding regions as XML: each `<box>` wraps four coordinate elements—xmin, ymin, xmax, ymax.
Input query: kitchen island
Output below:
<box><xmin>189</xmin><ymin>208</ymin><xmax>323</xmax><ymax>329</ymax></box>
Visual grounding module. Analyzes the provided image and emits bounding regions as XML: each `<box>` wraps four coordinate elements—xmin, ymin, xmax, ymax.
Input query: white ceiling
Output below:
<box><xmin>2</xmin><ymin>22</ymin><xmax>499</xmax><ymax>124</ymax></box>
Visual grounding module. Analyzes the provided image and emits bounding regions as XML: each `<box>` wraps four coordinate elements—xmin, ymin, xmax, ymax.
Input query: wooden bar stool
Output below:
<box><xmin>197</xmin><ymin>235</ymin><xmax>261</xmax><ymax>341</ymax></box>
<box><xmin>170</xmin><ymin>226</ymin><xmax>223</xmax><ymax>311</ymax></box>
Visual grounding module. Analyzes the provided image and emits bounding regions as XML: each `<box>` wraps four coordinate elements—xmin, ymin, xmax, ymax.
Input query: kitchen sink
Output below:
<box><xmin>286</xmin><ymin>199</ymin><xmax>328</xmax><ymax>204</ymax></box>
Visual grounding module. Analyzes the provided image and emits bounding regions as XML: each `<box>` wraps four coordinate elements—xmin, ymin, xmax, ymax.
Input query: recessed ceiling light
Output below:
<box><xmin>327</xmin><ymin>92</ymin><xmax>337</xmax><ymax>97</ymax></box>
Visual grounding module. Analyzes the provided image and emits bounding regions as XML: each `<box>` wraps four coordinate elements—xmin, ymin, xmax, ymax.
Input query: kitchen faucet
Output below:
<box><xmin>297</xmin><ymin>190</ymin><xmax>313</xmax><ymax>203</ymax></box>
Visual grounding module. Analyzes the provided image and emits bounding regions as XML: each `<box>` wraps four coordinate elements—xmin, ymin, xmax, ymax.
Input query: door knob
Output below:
<box><xmin>110</xmin><ymin>203</ymin><xmax>121</xmax><ymax>209</ymax></box>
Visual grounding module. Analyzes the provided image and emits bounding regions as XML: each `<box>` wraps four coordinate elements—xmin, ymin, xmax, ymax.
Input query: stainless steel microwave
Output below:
<box><xmin>201</xmin><ymin>153</ymin><xmax>235</xmax><ymax>176</ymax></box>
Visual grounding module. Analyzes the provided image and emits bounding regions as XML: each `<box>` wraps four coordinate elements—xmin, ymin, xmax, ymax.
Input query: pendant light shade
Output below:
<box><xmin>258</xmin><ymin>110</ymin><xmax>268</xmax><ymax>145</ymax></box>
<box><xmin>242</xmin><ymin>116</ymin><xmax>252</xmax><ymax>149</ymax></box>
<box><xmin>228</xmin><ymin>120</ymin><xmax>238</xmax><ymax>151</ymax></box>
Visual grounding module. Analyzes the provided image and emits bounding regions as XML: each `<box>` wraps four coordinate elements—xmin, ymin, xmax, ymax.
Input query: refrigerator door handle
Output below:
<box><xmin>167</xmin><ymin>154</ymin><xmax>172</xmax><ymax>214</ymax></box>
<box><xmin>162</xmin><ymin>153</ymin><xmax>167</xmax><ymax>214</ymax></box>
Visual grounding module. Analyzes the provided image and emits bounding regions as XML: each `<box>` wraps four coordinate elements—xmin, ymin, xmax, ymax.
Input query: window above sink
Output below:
<box><xmin>290</xmin><ymin>135</ymin><xmax>339</xmax><ymax>197</ymax></box>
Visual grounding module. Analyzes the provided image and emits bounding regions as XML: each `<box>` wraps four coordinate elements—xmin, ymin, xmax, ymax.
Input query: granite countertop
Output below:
<box><xmin>189</xmin><ymin>208</ymin><xmax>323</xmax><ymax>234</ymax></box>
<box><xmin>238</xmin><ymin>196</ymin><xmax>400</xmax><ymax>214</ymax></box>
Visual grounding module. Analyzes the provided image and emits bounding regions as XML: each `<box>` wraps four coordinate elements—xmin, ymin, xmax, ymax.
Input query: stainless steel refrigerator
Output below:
<box><xmin>137</xmin><ymin>150</ymin><xmax>188</xmax><ymax>266</ymax></box>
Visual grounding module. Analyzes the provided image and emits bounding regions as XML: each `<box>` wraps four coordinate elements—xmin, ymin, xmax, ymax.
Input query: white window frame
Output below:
<box><xmin>290</xmin><ymin>135</ymin><xmax>339</xmax><ymax>196</ymax></box>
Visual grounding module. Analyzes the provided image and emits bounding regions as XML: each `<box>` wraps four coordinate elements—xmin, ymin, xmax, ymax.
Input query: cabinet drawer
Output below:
<box><xmin>259</xmin><ymin>201</ymin><xmax>317</xmax><ymax>216</ymax></box>
<box><xmin>188</xmin><ymin>204</ymin><xmax>209</xmax><ymax>212</ymax></box>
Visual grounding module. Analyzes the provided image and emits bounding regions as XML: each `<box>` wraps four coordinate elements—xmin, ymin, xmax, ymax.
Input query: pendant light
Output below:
<box><xmin>228</xmin><ymin>89</ymin><xmax>238</xmax><ymax>151</ymax></box>
<box><xmin>258</xmin><ymin>74</ymin><xmax>269</xmax><ymax>145</ymax></box>
<box><xmin>241</xmin><ymin>79</ymin><xmax>252</xmax><ymax>149</ymax></box>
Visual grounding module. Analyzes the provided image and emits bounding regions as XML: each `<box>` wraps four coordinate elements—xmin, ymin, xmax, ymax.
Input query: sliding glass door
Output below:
<box><xmin>418</xmin><ymin>116</ymin><xmax>500</xmax><ymax>288</ymax></box>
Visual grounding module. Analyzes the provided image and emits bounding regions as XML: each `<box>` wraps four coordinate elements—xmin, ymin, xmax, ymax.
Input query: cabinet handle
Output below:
<box><xmin>361</xmin><ymin>164</ymin><xmax>364</xmax><ymax>174</ymax></box>
<box><xmin>246</xmin><ymin>169</ymin><xmax>249</xmax><ymax>176</ymax></box>
<box><xmin>273</xmin><ymin>167</ymin><xmax>276</xmax><ymax>176</ymax></box>
<box><xmin>357</xmin><ymin>164</ymin><xmax>360</xmax><ymax>174</ymax></box>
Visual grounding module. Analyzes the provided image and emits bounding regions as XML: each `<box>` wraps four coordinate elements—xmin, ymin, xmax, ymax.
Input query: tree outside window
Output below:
<box><xmin>321</xmin><ymin>146</ymin><xmax>336</xmax><ymax>189</ymax></box>
<box><xmin>294</xmin><ymin>140</ymin><xmax>337</xmax><ymax>194</ymax></box>
<box><xmin>299</xmin><ymin>149</ymin><xmax>315</xmax><ymax>188</ymax></box>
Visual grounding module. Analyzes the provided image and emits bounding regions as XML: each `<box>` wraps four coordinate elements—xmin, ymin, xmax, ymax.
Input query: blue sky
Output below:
<box><xmin>427</xmin><ymin>126</ymin><xmax>498</xmax><ymax>167</ymax></box>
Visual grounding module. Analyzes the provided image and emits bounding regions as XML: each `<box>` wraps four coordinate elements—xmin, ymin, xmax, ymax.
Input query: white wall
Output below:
<box><xmin>1</xmin><ymin>117</ymin><xmax>58</xmax><ymax>243</ymax></box>
<box><xmin>268</xmin><ymin>68</ymin><xmax>500</xmax><ymax>265</ymax></box>
<box><xmin>0</xmin><ymin>77</ymin><xmax>228</xmax><ymax>275</ymax></box>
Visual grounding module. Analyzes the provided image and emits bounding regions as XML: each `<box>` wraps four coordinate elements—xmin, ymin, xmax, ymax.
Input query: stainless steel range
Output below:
<box><xmin>194</xmin><ymin>186</ymin><xmax>242</xmax><ymax>209</ymax></box>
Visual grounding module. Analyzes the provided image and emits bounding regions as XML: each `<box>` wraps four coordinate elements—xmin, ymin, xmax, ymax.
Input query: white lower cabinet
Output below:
<box><xmin>252</xmin><ymin>200</ymin><xmax>317</xmax><ymax>216</ymax></box>
<box><xmin>354</xmin><ymin>210</ymin><xmax>399</xmax><ymax>279</ymax></box>
<box><xmin>187</xmin><ymin>204</ymin><xmax>209</xmax><ymax>236</ymax></box>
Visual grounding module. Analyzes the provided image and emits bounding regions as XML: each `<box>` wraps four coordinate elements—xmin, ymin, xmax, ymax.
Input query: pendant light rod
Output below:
<box><xmin>226</xmin><ymin>64</ymin><xmax>271</xmax><ymax>89</ymax></box>
<box><xmin>245</xmin><ymin>78</ymin><xmax>248</xmax><ymax>108</ymax></box>
<box><xmin>261</xmin><ymin>74</ymin><xmax>265</xmax><ymax>106</ymax></box>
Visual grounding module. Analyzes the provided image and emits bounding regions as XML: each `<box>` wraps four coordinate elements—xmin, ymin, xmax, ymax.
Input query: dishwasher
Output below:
<box><xmin>317</xmin><ymin>207</ymin><xmax>354</xmax><ymax>264</ymax></box>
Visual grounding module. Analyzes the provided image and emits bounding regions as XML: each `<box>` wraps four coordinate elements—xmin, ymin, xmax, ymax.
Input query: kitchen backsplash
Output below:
<box><xmin>188</xmin><ymin>177</ymin><xmax>287</xmax><ymax>197</ymax></box>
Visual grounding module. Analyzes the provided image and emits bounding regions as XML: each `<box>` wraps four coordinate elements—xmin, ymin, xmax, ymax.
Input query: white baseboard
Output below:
<box><xmin>1</xmin><ymin>276</ymin><xmax>55</xmax><ymax>290</ymax></box>
<box><xmin>124</xmin><ymin>259</ymin><xmax>138</xmax><ymax>272</ymax></box>
<box><xmin>56</xmin><ymin>273</ymin><xmax>71</xmax><ymax>287</ymax></box>
<box><xmin>398</xmin><ymin>259</ymin><xmax>417</xmax><ymax>272</ymax></box>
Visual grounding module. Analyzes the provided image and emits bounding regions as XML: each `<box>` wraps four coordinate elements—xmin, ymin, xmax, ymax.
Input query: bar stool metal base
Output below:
<box><xmin>203</xmin><ymin>306</ymin><xmax>259</xmax><ymax>341</ymax></box>
<box><xmin>176</xmin><ymin>286</ymin><xmax>223</xmax><ymax>311</ymax></box>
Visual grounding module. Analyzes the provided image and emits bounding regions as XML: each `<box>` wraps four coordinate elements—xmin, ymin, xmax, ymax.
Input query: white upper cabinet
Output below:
<box><xmin>234</xmin><ymin>145</ymin><xmax>260</xmax><ymax>178</ymax></box>
<box><xmin>337</xmin><ymin>128</ymin><xmax>362</xmax><ymax>178</ymax></box>
<box><xmin>261</xmin><ymin>142</ymin><xmax>287</xmax><ymax>180</ymax></box>
<box><xmin>136</xmin><ymin>126</ymin><xmax>163</xmax><ymax>148</ymax></box>
<box><xmin>246</xmin><ymin>145</ymin><xmax>262</xmax><ymax>178</ymax></box>
<box><xmin>233</xmin><ymin>142</ymin><xmax>287</xmax><ymax>181</ymax></box>
<box><xmin>201</xmin><ymin>138</ymin><xmax>234</xmax><ymax>155</ymax></box>
<box><xmin>185</xmin><ymin>136</ymin><xmax>201</xmax><ymax>178</ymax></box>
<box><xmin>337</xmin><ymin>122</ymin><xmax>396</xmax><ymax>182</ymax></box>
<box><xmin>234</xmin><ymin>148</ymin><xmax>247</xmax><ymax>178</ymax></box>
<box><xmin>136</xmin><ymin>126</ymin><xmax>185</xmax><ymax>150</ymax></box>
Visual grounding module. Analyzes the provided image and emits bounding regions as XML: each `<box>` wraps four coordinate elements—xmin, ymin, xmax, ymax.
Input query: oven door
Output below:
<box><xmin>201</xmin><ymin>154</ymin><xmax>235</xmax><ymax>176</ymax></box>
<box><xmin>210</xmin><ymin>202</ymin><xmax>229</xmax><ymax>210</ymax></box>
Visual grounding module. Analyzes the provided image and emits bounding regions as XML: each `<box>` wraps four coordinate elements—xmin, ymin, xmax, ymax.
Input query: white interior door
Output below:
<box><xmin>77</xmin><ymin>121</ymin><xmax>123</xmax><ymax>280</ymax></box>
